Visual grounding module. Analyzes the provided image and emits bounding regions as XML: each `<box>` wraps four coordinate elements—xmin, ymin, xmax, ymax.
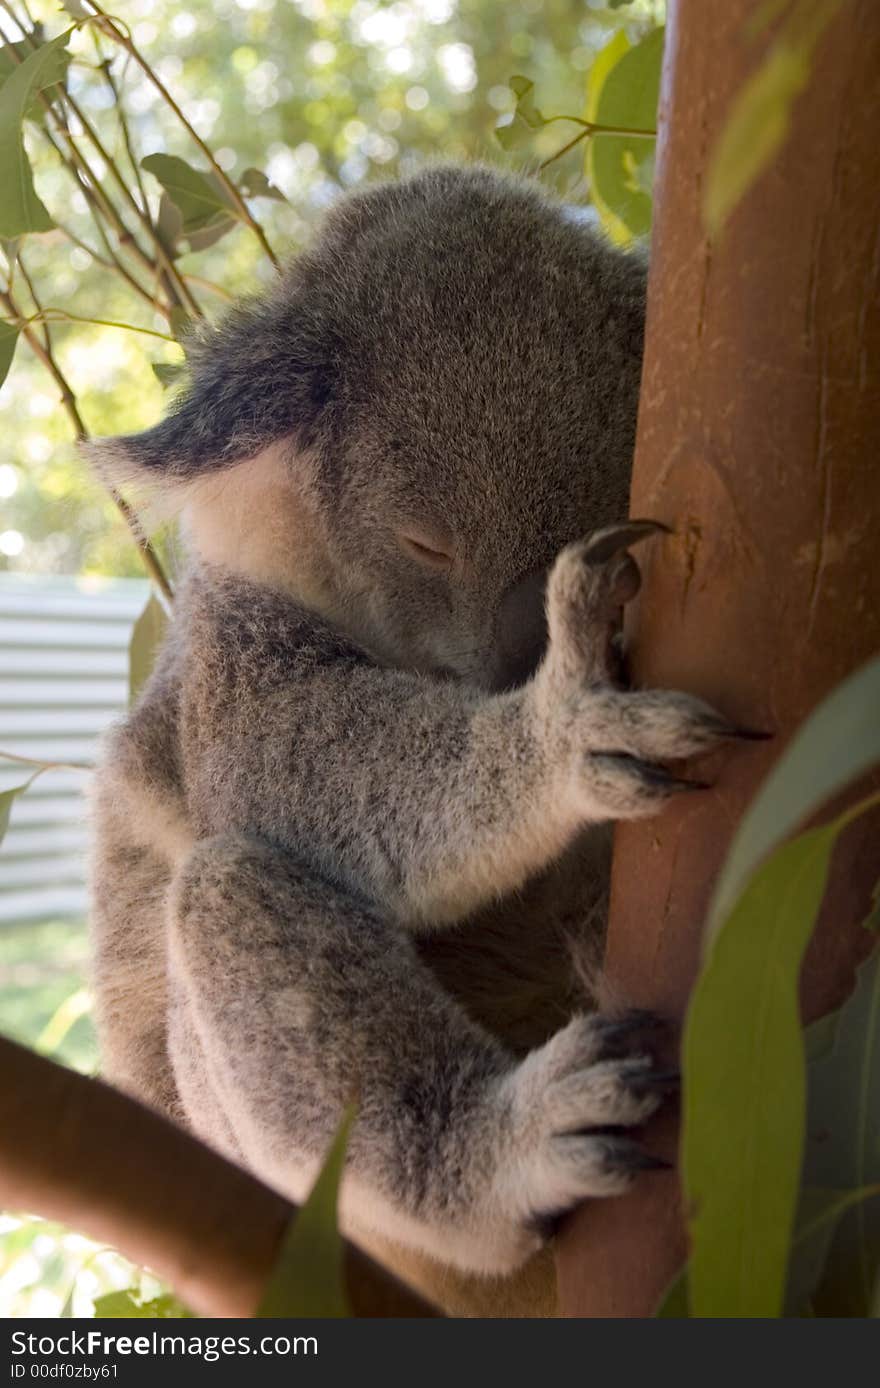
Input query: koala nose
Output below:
<box><xmin>489</xmin><ymin>567</ymin><xmax>549</xmax><ymax>692</ymax></box>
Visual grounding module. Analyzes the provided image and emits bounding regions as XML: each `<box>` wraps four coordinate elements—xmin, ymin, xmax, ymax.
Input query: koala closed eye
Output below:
<box><xmin>397</xmin><ymin>528</ymin><xmax>455</xmax><ymax>571</ymax></box>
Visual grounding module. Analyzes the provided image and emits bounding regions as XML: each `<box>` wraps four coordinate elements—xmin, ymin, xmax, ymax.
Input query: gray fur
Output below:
<box><xmin>88</xmin><ymin>165</ymin><xmax>726</xmax><ymax>1302</ymax></box>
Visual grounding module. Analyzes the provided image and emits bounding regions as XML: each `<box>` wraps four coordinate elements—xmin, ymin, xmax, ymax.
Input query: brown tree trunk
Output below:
<box><xmin>556</xmin><ymin>0</ymin><xmax>880</xmax><ymax>1317</ymax></box>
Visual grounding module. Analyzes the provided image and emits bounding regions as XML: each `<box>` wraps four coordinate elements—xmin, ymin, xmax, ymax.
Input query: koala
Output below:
<box><xmin>87</xmin><ymin>164</ymin><xmax>736</xmax><ymax>1316</ymax></box>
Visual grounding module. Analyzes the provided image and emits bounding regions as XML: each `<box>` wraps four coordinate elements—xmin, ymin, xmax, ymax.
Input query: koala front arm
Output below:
<box><xmin>183</xmin><ymin>542</ymin><xmax>731</xmax><ymax>931</ymax></box>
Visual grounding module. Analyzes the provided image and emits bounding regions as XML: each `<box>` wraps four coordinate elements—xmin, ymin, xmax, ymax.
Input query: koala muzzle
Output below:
<box><xmin>489</xmin><ymin>567</ymin><xmax>549</xmax><ymax>693</ymax></box>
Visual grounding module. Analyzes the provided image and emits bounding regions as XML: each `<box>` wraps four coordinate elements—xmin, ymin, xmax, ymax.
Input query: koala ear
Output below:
<box><xmin>83</xmin><ymin>282</ymin><xmax>335</xmax><ymax>505</ymax></box>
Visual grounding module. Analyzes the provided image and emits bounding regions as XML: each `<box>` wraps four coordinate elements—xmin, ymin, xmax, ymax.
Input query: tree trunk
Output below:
<box><xmin>556</xmin><ymin>0</ymin><xmax>880</xmax><ymax>1317</ymax></box>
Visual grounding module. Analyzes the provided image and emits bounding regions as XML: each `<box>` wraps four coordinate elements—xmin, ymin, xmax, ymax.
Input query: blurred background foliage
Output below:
<box><xmin>0</xmin><ymin>0</ymin><xmax>663</xmax><ymax>580</ymax></box>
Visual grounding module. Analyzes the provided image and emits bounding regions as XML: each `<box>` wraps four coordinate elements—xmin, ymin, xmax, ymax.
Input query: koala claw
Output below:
<box><xmin>595</xmin><ymin>1138</ymin><xmax>673</xmax><ymax>1174</ymax></box>
<box><xmin>620</xmin><ymin>1066</ymin><xmax>681</xmax><ymax>1097</ymax></box>
<box><xmin>588</xmin><ymin>752</ymin><xmax>712</xmax><ymax>808</ymax></box>
<box><xmin>592</xmin><ymin>1008</ymin><xmax>670</xmax><ymax>1058</ymax></box>
<box><xmin>582</xmin><ymin>518</ymin><xmax>671</xmax><ymax>565</ymax></box>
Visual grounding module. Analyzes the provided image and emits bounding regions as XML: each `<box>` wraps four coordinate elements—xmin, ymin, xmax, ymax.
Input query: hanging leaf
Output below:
<box><xmin>0</xmin><ymin>30</ymin><xmax>67</xmax><ymax>120</ymax></box>
<box><xmin>155</xmin><ymin>191</ymin><xmax>184</xmax><ymax>258</ymax></box>
<box><xmin>707</xmin><ymin>656</ymin><xmax>880</xmax><ymax>945</ymax></box>
<box><xmin>129</xmin><ymin>591</ymin><xmax>169</xmax><ymax>705</ymax></box>
<box><xmin>141</xmin><ymin>153</ymin><xmax>235</xmax><ymax>236</ymax></box>
<box><xmin>683</xmin><ymin>813</ymin><xmax>858</xmax><ymax>1317</ymax></box>
<box><xmin>654</xmin><ymin>1267</ymin><xmax>689</xmax><ymax>1317</ymax></box>
<box><xmin>0</xmin><ymin>775</ymin><xmax>37</xmax><ymax>847</ymax></box>
<box><xmin>256</xmin><ymin>1106</ymin><xmax>354</xmax><ymax>1317</ymax></box>
<box><xmin>0</xmin><ymin>30</ymin><xmax>74</xmax><ymax>236</ymax></box>
<box><xmin>657</xmin><ymin>1181</ymin><xmax>880</xmax><ymax>1319</ymax></box>
<box><xmin>94</xmin><ymin>1288</ymin><xmax>193</xmax><ymax>1318</ymax></box>
<box><xmin>0</xmin><ymin>320</ymin><xmax>20</xmax><ymax>388</ymax></box>
<box><xmin>802</xmin><ymin>950</ymin><xmax>880</xmax><ymax>1316</ymax></box>
<box><xmin>240</xmin><ymin>167</ymin><xmax>287</xmax><ymax>202</ymax></box>
<box><xmin>494</xmin><ymin>76</ymin><xmax>548</xmax><ymax>151</ymax></box>
<box><xmin>151</xmin><ymin>361</ymin><xmax>186</xmax><ymax>390</ymax></box>
<box><xmin>586</xmin><ymin>27</ymin><xmax>662</xmax><ymax>245</ymax></box>
<box><xmin>169</xmin><ymin>307</ymin><xmax>195</xmax><ymax>347</ymax></box>
<box><xmin>704</xmin><ymin>0</ymin><xmax>845</xmax><ymax>236</ymax></box>
<box><xmin>786</xmin><ymin>1184</ymin><xmax>880</xmax><ymax>1315</ymax></box>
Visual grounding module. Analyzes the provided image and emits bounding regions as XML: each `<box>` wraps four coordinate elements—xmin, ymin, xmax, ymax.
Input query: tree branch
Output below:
<box><xmin>0</xmin><ymin>1037</ymin><xmax>439</xmax><ymax>1318</ymax></box>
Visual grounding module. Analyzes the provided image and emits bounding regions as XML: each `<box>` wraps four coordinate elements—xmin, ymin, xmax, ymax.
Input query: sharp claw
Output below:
<box><xmin>624</xmin><ymin>1067</ymin><xmax>681</xmax><ymax>1096</ymax></box>
<box><xmin>583</xmin><ymin>518</ymin><xmax>671</xmax><ymax>564</ymax></box>
<box><xmin>594</xmin><ymin>1010</ymin><xmax>670</xmax><ymax>1058</ymax></box>
<box><xmin>591</xmin><ymin>753</ymin><xmax>713</xmax><ymax>793</ymax></box>
<box><xmin>600</xmin><ymin>1139</ymin><xmax>674</xmax><ymax>1174</ymax></box>
<box><xmin>596</xmin><ymin>1009</ymin><xmax>667</xmax><ymax>1039</ymax></box>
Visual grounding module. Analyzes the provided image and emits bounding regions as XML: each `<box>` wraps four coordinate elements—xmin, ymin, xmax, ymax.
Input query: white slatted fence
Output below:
<box><xmin>0</xmin><ymin>574</ymin><xmax>148</xmax><ymax>924</ymax></box>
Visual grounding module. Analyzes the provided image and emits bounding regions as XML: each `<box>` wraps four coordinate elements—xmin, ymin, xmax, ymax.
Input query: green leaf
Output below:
<box><xmin>803</xmin><ymin>949</ymin><xmax>880</xmax><ymax>1315</ymax></box>
<box><xmin>240</xmin><ymin>167</ymin><xmax>287</xmax><ymax>202</ymax></box>
<box><xmin>168</xmin><ymin>307</ymin><xmax>195</xmax><ymax>346</ymax></box>
<box><xmin>256</xmin><ymin>1106</ymin><xmax>354</xmax><ymax>1318</ymax></box>
<box><xmin>0</xmin><ymin>775</ymin><xmax>36</xmax><ymax>846</ymax></box>
<box><xmin>0</xmin><ymin>319</ymin><xmax>20</xmax><ymax>388</ymax></box>
<box><xmin>786</xmin><ymin>1183</ymin><xmax>880</xmax><ymax>1315</ymax></box>
<box><xmin>129</xmin><ymin>591</ymin><xmax>169</xmax><ymax>706</ymax></box>
<box><xmin>683</xmin><ymin>803</ymin><xmax>876</xmax><ymax>1317</ymax></box>
<box><xmin>704</xmin><ymin>2</ymin><xmax>844</xmax><ymax>236</ymax></box>
<box><xmin>141</xmin><ymin>153</ymin><xmax>234</xmax><ymax>235</ymax></box>
<box><xmin>155</xmin><ymin>191</ymin><xmax>183</xmax><ymax>258</ymax></box>
<box><xmin>0</xmin><ymin>31</ymin><xmax>67</xmax><ymax>119</ymax></box>
<box><xmin>703</xmin><ymin>47</ymin><xmax>809</xmax><ymax>238</ymax></box>
<box><xmin>151</xmin><ymin>361</ymin><xmax>186</xmax><ymax>390</ymax></box>
<box><xmin>494</xmin><ymin>75</ymin><xmax>548</xmax><ymax>151</ymax></box>
<box><xmin>93</xmin><ymin>1288</ymin><xmax>193</xmax><ymax>1318</ymax></box>
<box><xmin>586</xmin><ymin>27</ymin><xmax>662</xmax><ymax>244</ymax></box>
<box><xmin>0</xmin><ymin>30</ymin><xmax>73</xmax><ymax>236</ymax></box>
<box><xmin>707</xmin><ymin>656</ymin><xmax>880</xmax><ymax>945</ymax></box>
<box><xmin>654</xmin><ymin>1267</ymin><xmax>689</xmax><ymax>1317</ymax></box>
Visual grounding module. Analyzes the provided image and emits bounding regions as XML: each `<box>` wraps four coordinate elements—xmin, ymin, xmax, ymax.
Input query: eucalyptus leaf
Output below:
<box><xmin>0</xmin><ymin>31</ymin><xmax>66</xmax><ymax>120</ymax></box>
<box><xmin>129</xmin><ymin>591</ymin><xmax>169</xmax><ymax>706</ymax></box>
<box><xmin>654</xmin><ymin>1267</ymin><xmax>688</xmax><ymax>1317</ymax></box>
<box><xmin>704</xmin><ymin>47</ymin><xmax>809</xmax><ymax>237</ymax></box>
<box><xmin>0</xmin><ymin>30</ymin><xmax>73</xmax><ymax>236</ymax></box>
<box><xmin>257</xmin><ymin>1106</ymin><xmax>354</xmax><ymax>1317</ymax></box>
<box><xmin>141</xmin><ymin>153</ymin><xmax>235</xmax><ymax>235</ymax></box>
<box><xmin>704</xmin><ymin>1</ymin><xmax>844</xmax><ymax>235</ymax></box>
<box><xmin>786</xmin><ymin>1184</ymin><xmax>880</xmax><ymax>1315</ymax></box>
<box><xmin>803</xmin><ymin>949</ymin><xmax>880</xmax><ymax>1316</ymax></box>
<box><xmin>156</xmin><ymin>191</ymin><xmax>183</xmax><ymax>258</ymax></box>
<box><xmin>0</xmin><ymin>776</ymin><xmax>36</xmax><ymax>846</ymax></box>
<box><xmin>151</xmin><ymin>361</ymin><xmax>186</xmax><ymax>390</ymax></box>
<box><xmin>707</xmin><ymin>656</ymin><xmax>880</xmax><ymax>945</ymax></box>
<box><xmin>169</xmin><ymin>307</ymin><xmax>195</xmax><ymax>347</ymax></box>
<box><xmin>0</xmin><ymin>320</ymin><xmax>20</xmax><ymax>388</ymax></box>
<box><xmin>240</xmin><ymin>167</ymin><xmax>287</xmax><ymax>202</ymax></box>
<box><xmin>93</xmin><ymin>1288</ymin><xmax>193</xmax><ymax>1318</ymax></box>
<box><xmin>683</xmin><ymin>808</ymin><xmax>864</xmax><ymax>1317</ymax></box>
<box><xmin>494</xmin><ymin>75</ymin><xmax>547</xmax><ymax>151</ymax></box>
<box><xmin>586</xmin><ymin>27</ymin><xmax>662</xmax><ymax>245</ymax></box>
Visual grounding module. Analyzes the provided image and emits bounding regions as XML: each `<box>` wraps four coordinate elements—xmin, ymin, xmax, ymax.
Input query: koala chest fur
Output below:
<box><xmin>88</xmin><ymin>165</ymin><xmax>729</xmax><ymax>1314</ymax></box>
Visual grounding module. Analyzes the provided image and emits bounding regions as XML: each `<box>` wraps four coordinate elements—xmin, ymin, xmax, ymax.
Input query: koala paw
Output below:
<box><xmin>491</xmin><ymin>1012</ymin><xmax>675</xmax><ymax>1237</ymax></box>
<box><xmin>536</xmin><ymin>521</ymin><xmax>751</xmax><ymax>821</ymax></box>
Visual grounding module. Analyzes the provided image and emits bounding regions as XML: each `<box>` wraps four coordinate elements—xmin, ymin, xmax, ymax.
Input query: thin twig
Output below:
<box><xmin>2</xmin><ymin>309</ymin><xmax>177</xmax><ymax>343</ymax></box>
<box><xmin>86</xmin><ymin>0</ymin><xmax>281</xmax><ymax>270</ymax></box>
<box><xmin>0</xmin><ymin>281</ymin><xmax>174</xmax><ymax>604</ymax></box>
<box><xmin>0</xmin><ymin>5</ymin><xmax>199</xmax><ymax>320</ymax></box>
<box><xmin>0</xmin><ymin>751</ymin><xmax>92</xmax><ymax>773</ymax></box>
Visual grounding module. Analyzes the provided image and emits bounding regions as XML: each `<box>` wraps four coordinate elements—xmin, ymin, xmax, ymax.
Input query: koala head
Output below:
<box><xmin>90</xmin><ymin>164</ymin><xmax>646</xmax><ymax>691</ymax></box>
